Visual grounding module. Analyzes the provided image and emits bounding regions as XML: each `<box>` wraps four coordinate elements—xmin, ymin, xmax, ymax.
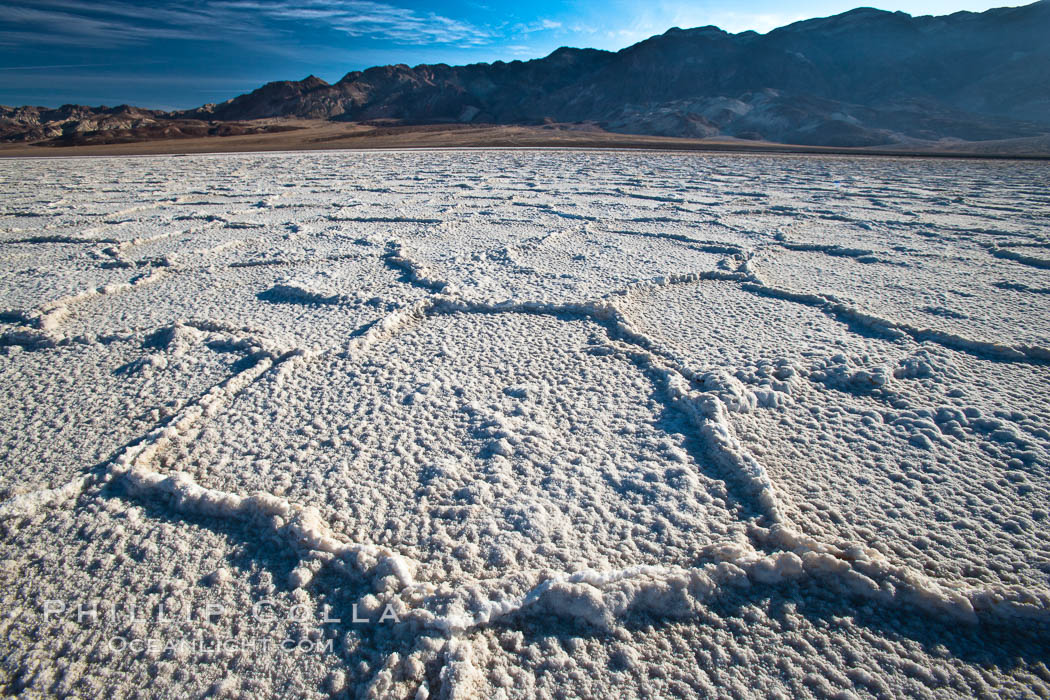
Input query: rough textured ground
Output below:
<box><xmin>1</xmin><ymin>150</ymin><xmax>1049</xmax><ymax>699</ymax></box>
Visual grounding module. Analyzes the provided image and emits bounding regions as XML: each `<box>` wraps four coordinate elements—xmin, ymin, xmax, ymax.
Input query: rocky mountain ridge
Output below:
<box><xmin>5</xmin><ymin>2</ymin><xmax>1049</xmax><ymax>148</ymax></box>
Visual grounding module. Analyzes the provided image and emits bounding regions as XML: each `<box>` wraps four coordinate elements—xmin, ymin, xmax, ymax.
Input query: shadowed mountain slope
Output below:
<box><xmin>4</xmin><ymin>2</ymin><xmax>1049</xmax><ymax>148</ymax></box>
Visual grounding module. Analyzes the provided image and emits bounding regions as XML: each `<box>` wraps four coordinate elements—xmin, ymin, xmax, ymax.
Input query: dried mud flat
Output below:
<box><xmin>1</xmin><ymin>150</ymin><xmax>1050</xmax><ymax>699</ymax></box>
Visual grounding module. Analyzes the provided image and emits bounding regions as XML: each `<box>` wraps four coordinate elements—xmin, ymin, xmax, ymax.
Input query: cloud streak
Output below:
<box><xmin>0</xmin><ymin>1</ymin><xmax>267</xmax><ymax>48</ymax></box>
<box><xmin>220</xmin><ymin>0</ymin><xmax>496</xmax><ymax>46</ymax></box>
<box><xmin>0</xmin><ymin>0</ymin><xmax>497</xmax><ymax>49</ymax></box>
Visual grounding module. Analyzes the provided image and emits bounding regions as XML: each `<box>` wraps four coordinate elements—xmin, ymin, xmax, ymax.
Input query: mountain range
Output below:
<box><xmin>3</xmin><ymin>2</ymin><xmax>1049</xmax><ymax>150</ymax></box>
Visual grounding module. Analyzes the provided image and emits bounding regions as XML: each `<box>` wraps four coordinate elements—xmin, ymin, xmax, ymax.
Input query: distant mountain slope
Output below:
<box><xmin>0</xmin><ymin>105</ymin><xmax>166</xmax><ymax>143</ymax></box>
<box><xmin>4</xmin><ymin>2</ymin><xmax>1050</xmax><ymax>148</ymax></box>
<box><xmin>0</xmin><ymin>104</ymin><xmax>299</xmax><ymax>146</ymax></box>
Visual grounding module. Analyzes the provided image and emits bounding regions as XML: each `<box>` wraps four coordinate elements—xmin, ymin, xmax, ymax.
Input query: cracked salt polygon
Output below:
<box><xmin>1</xmin><ymin>150</ymin><xmax>1049</xmax><ymax>699</ymax></box>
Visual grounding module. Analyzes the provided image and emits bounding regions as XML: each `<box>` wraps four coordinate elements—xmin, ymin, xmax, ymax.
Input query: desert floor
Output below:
<box><xmin>1</xmin><ymin>150</ymin><xmax>1049</xmax><ymax>698</ymax></box>
<box><xmin>4</xmin><ymin>121</ymin><xmax>1050</xmax><ymax>160</ymax></box>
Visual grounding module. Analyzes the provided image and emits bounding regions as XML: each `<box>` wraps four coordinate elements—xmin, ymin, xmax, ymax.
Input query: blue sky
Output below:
<box><xmin>0</xmin><ymin>0</ymin><xmax>1030</xmax><ymax>110</ymax></box>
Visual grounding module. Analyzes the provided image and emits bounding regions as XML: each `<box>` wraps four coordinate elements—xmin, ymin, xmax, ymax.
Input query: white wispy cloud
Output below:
<box><xmin>1</xmin><ymin>0</ymin><xmax>496</xmax><ymax>49</ymax></box>
<box><xmin>504</xmin><ymin>44</ymin><xmax>533</xmax><ymax>56</ymax></box>
<box><xmin>1</xmin><ymin>1</ymin><xmax>267</xmax><ymax>47</ymax></box>
<box><xmin>217</xmin><ymin>0</ymin><xmax>495</xmax><ymax>45</ymax></box>
<box><xmin>514</xmin><ymin>18</ymin><xmax>563</xmax><ymax>34</ymax></box>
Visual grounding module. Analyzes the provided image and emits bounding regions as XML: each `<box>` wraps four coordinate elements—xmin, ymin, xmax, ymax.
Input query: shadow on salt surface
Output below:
<box><xmin>398</xmin><ymin>226</ymin><xmax>729</xmax><ymax>302</ymax></box>
<box><xmin>12</xmin><ymin>490</ymin><xmax>1047</xmax><ymax>699</ymax></box>
<box><xmin>55</xmin><ymin>254</ymin><xmax>428</xmax><ymax>350</ymax></box>
<box><xmin>489</xmin><ymin>577</ymin><xmax>1050</xmax><ymax>699</ymax></box>
<box><xmin>96</xmin><ymin>224</ymin><xmax>256</xmax><ymax>269</ymax></box>
<box><xmin>0</xmin><ymin>493</ymin><xmax>347</xmax><ymax>698</ymax></box>
<box><xmin>754</xmin><ymin>247</ymin><xmax>1050</xmax><ymax>347</ymax></box>
<box><xmin>620</xmin><ymin>279</ymin><xmax>915</xmax><ymax>371</ymax></box>
<box><xmin>0</xmin><ymin>241</ymin><xmax>147</xmax><ymax>311</ymax></box>
<box><xmin>732</xmin><ymin>357</ymin><xmax>1050</xmax><ymax>591</ymax></box>
<box><xmin>163</xmin><ymin>311</ymin><xmax>749</xmax><ymax>583</ymax></box>
<box><xmin>622</xmin><ymin>279</ymin><xmax>1050</xmax><ymax>584</ymax></box>
<box><xmin>0</xmin><ymin>336</ymin><xmax>239</xmax><ymax>496</ymax></box>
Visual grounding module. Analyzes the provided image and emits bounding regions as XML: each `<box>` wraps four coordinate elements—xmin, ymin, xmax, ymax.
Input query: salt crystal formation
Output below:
<box><xmin>1</xmin><ymin>151</ymin><xmax>1049</xmax><ymax>698</ymax></box>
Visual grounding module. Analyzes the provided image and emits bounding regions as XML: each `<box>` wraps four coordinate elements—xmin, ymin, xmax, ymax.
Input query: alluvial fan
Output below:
<box><xmin>1</xmin><ymin>150</ymin><xmax>1049</xmax><ymax>699</ymax></box>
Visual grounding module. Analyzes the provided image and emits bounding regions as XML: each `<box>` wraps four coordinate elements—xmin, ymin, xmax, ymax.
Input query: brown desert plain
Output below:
<box><xmin>3</xmin><ymin>119</ymin><xmax>1050</xmax><ymax>160</ymax></box>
